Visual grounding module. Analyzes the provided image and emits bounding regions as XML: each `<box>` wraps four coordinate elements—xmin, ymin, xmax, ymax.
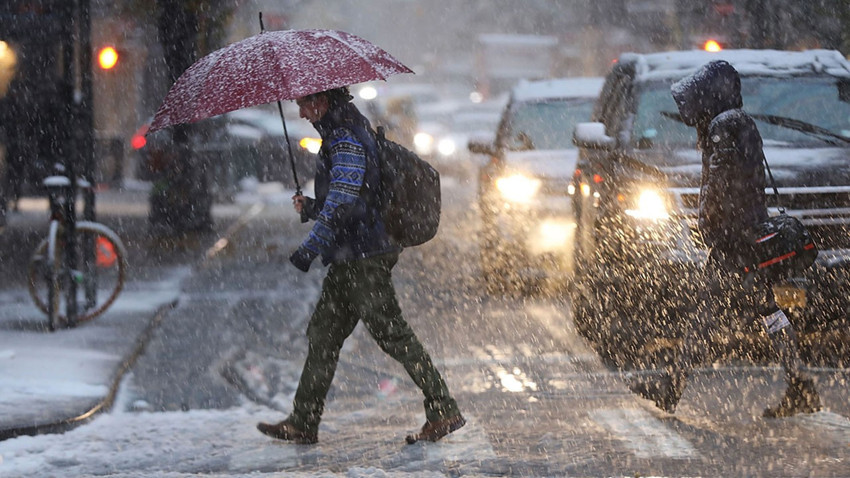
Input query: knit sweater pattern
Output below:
<box><xmin>300</xmin><ymin>127</ymin><xmax>367</xmax><ymax>260</ymax></box>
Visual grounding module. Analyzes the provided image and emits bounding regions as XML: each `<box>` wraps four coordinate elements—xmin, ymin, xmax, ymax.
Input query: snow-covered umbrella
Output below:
<box><xmin>149</xmin><ymin>22</ymin><xmax>413</xmax><ymax>193</ymax></box>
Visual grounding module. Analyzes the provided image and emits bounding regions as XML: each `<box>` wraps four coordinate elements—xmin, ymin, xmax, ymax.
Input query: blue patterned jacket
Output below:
<box><xmin>295</xmin><ymin>102</ymin><xmax>399</xmax><ymax>266</ymax></box>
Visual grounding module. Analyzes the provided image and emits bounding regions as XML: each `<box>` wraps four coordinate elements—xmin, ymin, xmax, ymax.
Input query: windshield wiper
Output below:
<box><xmin>660</xmin><ymin>110</ymin><xmax>850</xmax><ymax>146</ymax></box>
<box><xmin>660</xmin><ymin>110</ymin><xmax>684</xmax><ymax>123</ymax></box>
<box><xmin>749</xmin><ymin>114</ymin><xmax>850</xmax><ymax>146</ymax></box>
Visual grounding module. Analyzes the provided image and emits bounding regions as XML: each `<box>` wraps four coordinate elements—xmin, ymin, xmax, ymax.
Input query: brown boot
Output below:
<box><xmin>405</xmin><ymin>414</ymin><xmax>466</xmax><ymax>444</ymax></box>
<box><xmin>257</xmin><ymin>419</ymin><xmax>318</xmax><ymax>444</ymax></box>
<box><xmin>763</xmin><ymin>378</ymin><xmax>822</xmax><ymax>418</ymax></box>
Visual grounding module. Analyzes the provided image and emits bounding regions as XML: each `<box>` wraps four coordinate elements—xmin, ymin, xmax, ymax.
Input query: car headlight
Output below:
<box><xmin>437</xmin><ymin>138</ymin><xmax>456</xmax><ymax>157</ymax></box>
<box><xmin>299</xmin><ymin>137</ymin><xmax>322</xmax><ymax>154</ymax></box>
<box><xmin>358</xmin><ymin>86</ymin><xmax>378</xmax><ymax>100</ymax></box>
<box><xmin>495</xmin><ymin>174</ymin><xmax>542</xmax><ymax>204</ymax></box>
<box><xmin>414</xmin><ymin>132</ymin><xmax>434</xmax><ymax>155</ymax></box>
<box><xmin>625</xmin><ymin>188</ymin><xmax>670</xmax><ymax>220</ymax></box>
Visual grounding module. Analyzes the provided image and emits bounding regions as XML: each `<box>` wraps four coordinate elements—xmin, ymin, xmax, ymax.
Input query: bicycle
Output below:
<box><xmin>27</xmin><ymin>175</ymin><xmax>128</xmax><ymax>331</ymax></box>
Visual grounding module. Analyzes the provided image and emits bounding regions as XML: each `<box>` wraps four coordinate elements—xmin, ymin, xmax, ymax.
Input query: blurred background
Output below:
<box><xmin>1</xmin><ymin>0</ymin><xmax>849</xmax><ymax>233</ymax></box>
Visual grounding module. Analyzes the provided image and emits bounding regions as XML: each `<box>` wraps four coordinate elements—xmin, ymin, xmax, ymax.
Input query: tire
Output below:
<box><xmin>479</xmin><ymin>205</ymin><xmax>512</xmax><ymax>294</ymax></box>
<box><xmin>480</xmin><ymin>234</ymin><xmax>508</xmax><ymax>294</ymax></box>
<box><xmin>28</xmin><ymin>221</ymin><xmax>127</xmax><ymax>329</ymax></box>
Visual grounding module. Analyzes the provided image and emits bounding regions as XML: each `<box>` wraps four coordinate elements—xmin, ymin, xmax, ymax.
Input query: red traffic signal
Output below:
<box><xmin>97</xmin><ymin>46</ymin><xmax>119</xmax><ymax>70</ymax></box>
<box><xmin>703</xmin><ymin>39</ymin><xmax>723</xmax><ymax>52</ymax></box>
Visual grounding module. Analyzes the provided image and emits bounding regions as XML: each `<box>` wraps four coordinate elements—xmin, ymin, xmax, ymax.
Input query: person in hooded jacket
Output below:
<box><xmin>628</xmin><ymin>60</ymin><xmax>822</xmax><ymax>418</ymax></box>
<box><xmin>256</xmin><ymin>87</ymin><xmax>465</xmax><ymax>444</ymax></box>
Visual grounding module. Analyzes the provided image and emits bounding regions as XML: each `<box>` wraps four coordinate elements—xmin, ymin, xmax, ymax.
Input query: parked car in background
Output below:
<box><xmin>225</xmin><ymin>107</ymin><xmax>318</xmax><ymax>185</ymax></box>
<box><xmin>571</xmin><ymin>49</ymin><xmax>850</xmax><ymax>365</ymax></box>
<box><xmin>131</xmin><ymin>107</ymin><xmax>318</xmax><ymax>198</ymax></box>
<box><xmin>470</xmin><ymin>77</ymin><xmax>604</xmax><ymax>292</ymax></box>
<box><xmin>405</xmin><ymin>98</ymin><xmax>504</xmax><ymax>178</ymax></box>
<box><xmin>354</xmin><ymin>82</ymin><xmax>443</xmax><ymax>150</ymax></box>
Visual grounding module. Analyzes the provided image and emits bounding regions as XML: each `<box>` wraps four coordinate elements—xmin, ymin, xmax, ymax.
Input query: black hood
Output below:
<box><xmin>671</xmin><ymin>60</ymin><xmax>742</xmax><ymax>127</ymax></box>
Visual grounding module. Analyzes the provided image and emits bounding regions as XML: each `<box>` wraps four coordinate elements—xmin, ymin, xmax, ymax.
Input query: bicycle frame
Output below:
<box><xmin>43</xmin><ymin>175</ymin><xmax>92</xmax><ymax>326</ymax></box>
<box><xmin>28</xmin><ymin>174</ymin><xmax>126</xmax><ymax>331</ymax></box>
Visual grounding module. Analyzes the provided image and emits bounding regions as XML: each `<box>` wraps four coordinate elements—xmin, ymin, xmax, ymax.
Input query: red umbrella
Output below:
<box><xmin>150</xmin><ymin>28</ymin><xmax>413</xmax><ymax>132</ymax></box>
<box><xmin>148</xmin><ymin>24</ymin><xmax>413</xmax><ymax>193</ymax></box>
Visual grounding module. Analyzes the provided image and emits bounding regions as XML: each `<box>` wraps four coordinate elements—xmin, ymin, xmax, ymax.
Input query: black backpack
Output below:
<box><xmin>373</xmin><ymin>126</ymin><xmax>441</xmax><ymax>247</ymax></box>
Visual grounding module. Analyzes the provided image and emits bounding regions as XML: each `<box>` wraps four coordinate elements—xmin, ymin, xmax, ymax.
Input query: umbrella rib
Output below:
<box><xmin>194</xmin><ymin>47</ymin><xmax>235</xmax><ymax>120</ymax></box>
<box><xmin>260</xmin><ymin>33</ymin><xmax>293</xmax><ymax>100</ymax></box>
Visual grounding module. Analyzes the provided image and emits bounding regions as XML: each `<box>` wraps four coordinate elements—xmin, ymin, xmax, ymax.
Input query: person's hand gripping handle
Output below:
<box><xmin>292</xmin><ymin>193</ymin><xmax>309</xmax><ymax>223</ymax></box>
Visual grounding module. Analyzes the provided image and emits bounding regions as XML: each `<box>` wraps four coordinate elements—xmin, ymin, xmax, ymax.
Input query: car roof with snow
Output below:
<box><xmin>621</xmin><ymin>49</ymin><xmax>850</xmax><ymax>82</ymax></box>
<box><xmin>510</xmin><ymin>77</ymin><xmax>605</xmax><ymax>103</ymax></box>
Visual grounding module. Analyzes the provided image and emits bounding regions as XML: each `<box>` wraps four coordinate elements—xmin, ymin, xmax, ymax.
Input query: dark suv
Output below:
<box><xmin>571</xmin><ymin>49</ymin><xmax>850</xmax><ymax>363</ymax></box>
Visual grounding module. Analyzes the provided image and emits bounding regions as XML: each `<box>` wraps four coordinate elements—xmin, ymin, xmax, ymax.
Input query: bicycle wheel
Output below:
<box><xmin>28</xmin><ymin>221</ymin><xmax>127</xmax><ymax>328</ymax></box>
<box><xmin>27</xmin><ymin>220</ymin><xmax>63</xmax><ymax>330</ymax></box>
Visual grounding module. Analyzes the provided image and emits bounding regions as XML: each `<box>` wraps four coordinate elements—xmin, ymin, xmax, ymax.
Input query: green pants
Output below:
<box><xmin>289</xmin><ymin>252</ymin><xmax>459</xmax><ymax>434</ymax></box>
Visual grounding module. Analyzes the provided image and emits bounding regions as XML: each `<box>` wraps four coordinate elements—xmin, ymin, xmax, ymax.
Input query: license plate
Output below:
<box><xmin>773</xmin><ymin>284</ymin><xmax>807</xmax><ymax>309</ymax></box>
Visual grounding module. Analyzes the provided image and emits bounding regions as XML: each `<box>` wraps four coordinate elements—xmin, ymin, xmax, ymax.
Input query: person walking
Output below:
<box><xmin>628</xmin><ymin>60</ymin><xmax>822</xmax><ymax>418</ymax></box>
<box><xmin>257</xmin><ymin>87</ymin><xmax>465</xmax><ymax>444</ymax></box>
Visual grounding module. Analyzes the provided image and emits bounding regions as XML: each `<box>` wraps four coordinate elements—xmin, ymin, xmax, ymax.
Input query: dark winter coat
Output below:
<box><xmin>671</xmin><ymin>60</ymin><xmax>768</xmax><ymax>265</ymax></box>
<box><xmin>293</xmin><ymin>101</ymin><xmax>399</xmax><ymax>268</ymax></box>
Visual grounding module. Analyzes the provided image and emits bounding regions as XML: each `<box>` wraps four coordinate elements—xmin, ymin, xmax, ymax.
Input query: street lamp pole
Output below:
<box><xmin>77</xmin><ymin>0</ymin><xmax>97</xmax><ymax>315</ymax></box>
<box><xmin>78</xmin><ymin>0</ymin><xmax>95</xmax><ymax>222</ymax></box>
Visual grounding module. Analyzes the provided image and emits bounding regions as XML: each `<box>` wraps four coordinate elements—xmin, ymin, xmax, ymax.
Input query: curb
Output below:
<box><xmin>0</xmin><ymin>300</ymin><xmax>178</xmax><ymax>441</ymax></box>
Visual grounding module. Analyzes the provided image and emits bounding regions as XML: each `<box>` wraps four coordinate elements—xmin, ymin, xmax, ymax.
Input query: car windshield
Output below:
<box><xmin>503</xmin><ymin>98</ymin><xmax>595</xmax><ymax>151</ymax></box>
<box><xmin>632</xmin><ymin>76</ymin><xmax>850</xmax><ymax>162</ymax></box>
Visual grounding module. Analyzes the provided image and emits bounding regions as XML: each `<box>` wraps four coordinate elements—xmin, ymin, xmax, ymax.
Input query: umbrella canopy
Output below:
<box><xmin>149</xmin><ymin>29</ymin><xmax>413</xmax><ymax>132</ymax></box>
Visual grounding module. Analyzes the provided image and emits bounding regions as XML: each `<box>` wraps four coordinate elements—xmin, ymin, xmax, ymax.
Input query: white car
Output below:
<box><xmin>470</xmin><ymin>77</ymin><xmax>604</xmax><ymax>292</ymax></box>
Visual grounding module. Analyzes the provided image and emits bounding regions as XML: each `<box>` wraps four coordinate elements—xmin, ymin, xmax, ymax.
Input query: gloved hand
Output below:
<box><xmin>289</xmin><ymin>248</ymin><xmax>314</xmax><ymax>272</ymax></box>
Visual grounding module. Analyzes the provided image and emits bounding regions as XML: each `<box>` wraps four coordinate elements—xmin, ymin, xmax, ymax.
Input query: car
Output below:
<box><xmin>131</xmin><ymin>108</ymin><xmax>319</xmax><ymax>197</ymax></box>
<box><xmin>417</xmin><ymin>99</ymin><xmax>505</xmax><ymax>178</ymax></box>
<box><xmin>225</xmin><ymin>107</ymin><xmax>318</xmax><ymax>186</ymax></box>
<box><xmin>571</xmin><ymin>49</ymin><xmax>850</xmax><ymax>364</ymax></box>
<box><xmin>469</xmin><ymin>76</ymin><xmax>604</xmax><ymax>292</ymax></box>
<box><xmin>354</xmin><ymin>82</ymin><xmax>443</xmax><ymax>150</ymax></box>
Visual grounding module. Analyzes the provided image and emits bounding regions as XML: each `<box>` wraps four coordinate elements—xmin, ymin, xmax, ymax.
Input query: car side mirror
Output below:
<box><xmin>468</xmin><ymin>139</ymin><xmax>496</xmax><ymax>156</ymax></box>
<box><xmin>573</xmin><ymin>122</ymin><xmax>614</xmax><ymax>151</ymax></box>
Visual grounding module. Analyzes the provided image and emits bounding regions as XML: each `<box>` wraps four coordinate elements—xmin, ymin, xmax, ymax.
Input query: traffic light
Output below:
<box><xmin>703</xmin><ymin>39</ymin><xmax>723</xmax><ymax>52</ymax></box>
<box><xmin>97</xmin><ymin>46</ymin><xmax>118</xmax><ymax>70</ymax></box>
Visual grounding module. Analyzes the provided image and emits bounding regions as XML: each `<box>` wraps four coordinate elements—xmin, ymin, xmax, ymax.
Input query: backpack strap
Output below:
<box><xmin>762</xmin><ymin>154</ymin><xmax>785</xmax><ymax>215</ymax></box>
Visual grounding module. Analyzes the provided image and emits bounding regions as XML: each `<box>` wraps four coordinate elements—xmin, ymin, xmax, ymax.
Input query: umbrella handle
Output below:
<box><xmin>277</xmin><ymin>100</ymin><xmax>303</xmax><ymax>196</ymax></box>
<box><xmin>261</xmin><ymin>14</ymin><xmax>305</xmax><ymax>221</ymax></box>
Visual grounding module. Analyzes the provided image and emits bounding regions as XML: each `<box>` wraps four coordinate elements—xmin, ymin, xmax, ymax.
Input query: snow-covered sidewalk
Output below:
<box><xmin>0</xmin><ymin>254</ymin><xmax>187</xmax><ymax>439</ymax></box>
<box><xmin>0</xmin><ymin>179</ymin><xmax>297</xmax><ymax>440</ymax></box>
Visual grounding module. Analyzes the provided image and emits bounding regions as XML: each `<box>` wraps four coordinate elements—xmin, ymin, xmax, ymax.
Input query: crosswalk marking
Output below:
<box><xmin>590</xmin><ymin>408</ymin><xmax>699</xmax><ymax>459</ymax></box>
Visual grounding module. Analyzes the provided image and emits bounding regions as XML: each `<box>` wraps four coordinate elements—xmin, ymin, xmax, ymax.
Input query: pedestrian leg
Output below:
<box><xmin>257</xmin><ymin>263</ymin><xmax>358</xmax><ymax>442</ymax></box>
<box><xmin>290</xmin><ymin>265</ymin><xmax>360</xmax><ymax>433</ymax></box>
<box><xmin>355</xmin><ymin>253</ymin><xmax>460</xmax><ymax>422</ymax></box>
<box><xmin>629</xmin><ymin>257</ymin><xmax>728</xmax><ymax>413</ymax></box>
<box><xmin>757</xmin><ymin>304</ymin><xmax>821</xmax><ymax>417</ymax></box>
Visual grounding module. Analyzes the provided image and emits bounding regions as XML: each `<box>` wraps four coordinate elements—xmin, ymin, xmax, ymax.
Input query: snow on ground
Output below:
<box><xmin>0</xmin><ymin>404</ymin><xmax>448</xmax><ymax>477</ymax></box>
<box><xmin>0</xmin><ymin>393</ymin><xmax>487</xmax><ymax>477</ymax></box>
<box><xmin>0</xmin><ymin>175</ymin><xmax>489</xmax><ymax>477</ymax></box>
<box><xmin>0</xmin><ymin>268</ymin><xmax>187</xmax><ymax>422</ymax></box>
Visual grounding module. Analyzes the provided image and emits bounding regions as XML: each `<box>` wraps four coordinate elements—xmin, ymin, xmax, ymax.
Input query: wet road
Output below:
<box><xmin>5</xmin><ymin>176</ymin><xmax>849</xmax><ymax>476</ymax></box>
